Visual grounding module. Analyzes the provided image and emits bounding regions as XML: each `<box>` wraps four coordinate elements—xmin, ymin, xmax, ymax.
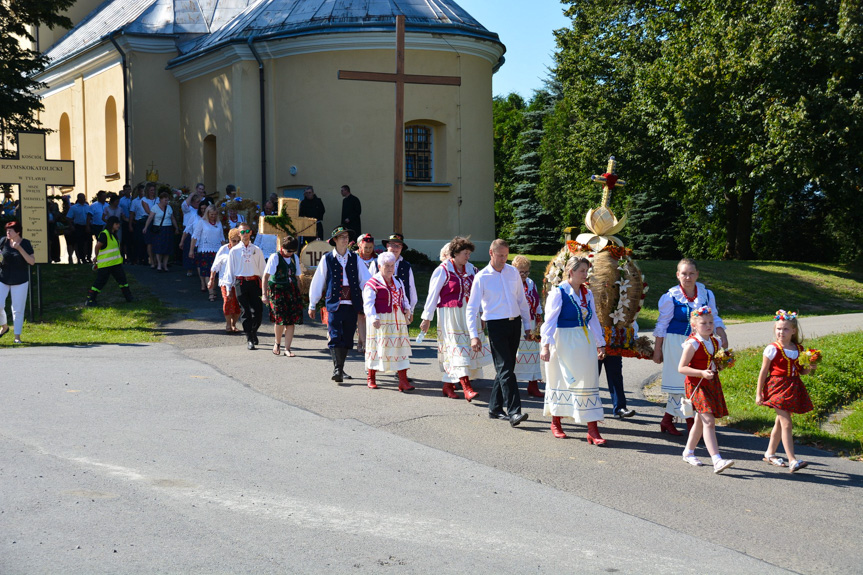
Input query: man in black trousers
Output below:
<box><xmin>466</xmin><ymin>239</ymin><xmax>532</xmax><ymax>427</ymax></box>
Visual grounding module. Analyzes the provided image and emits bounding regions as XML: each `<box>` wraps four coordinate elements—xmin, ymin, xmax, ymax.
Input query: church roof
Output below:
<box><xmin>43</xmin><ymin>0</ymin><xmax>501</xmax><ymax>69</ymax></box>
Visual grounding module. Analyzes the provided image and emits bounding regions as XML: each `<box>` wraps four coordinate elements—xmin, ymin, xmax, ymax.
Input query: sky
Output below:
<box><xmin>455</xmin><ymin>0</ymin><xmax>572</xmax><ymax>99</ymax></box>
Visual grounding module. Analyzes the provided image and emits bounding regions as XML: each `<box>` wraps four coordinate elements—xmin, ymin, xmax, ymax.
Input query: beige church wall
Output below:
<box><xmin>178</xmin><ymin>61</ymin><xmax>262</xmax><ymax>196</ymax></box>
<box><xmin>127</xmin><ymin>51</ymin><xmax>182</xmax><ymax>188</ymax></box>
<box><xmin>81</xmin><ymin>65</ymin><xmax>125</xmax><ymax>196</ymax></box>
<box><xmin>267</xmin><ymin>44</ymin><xmax>496</xmax><ymax>255</ymax></box>
<box><xmin>39</xmin><ymin>67</ymin><xmax>124</xmax><ymax>200</ymax></box>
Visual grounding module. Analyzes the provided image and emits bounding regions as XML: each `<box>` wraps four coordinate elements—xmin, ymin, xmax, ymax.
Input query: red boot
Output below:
<box><xmin>660</xmin><ymin>412</ymin><xmax>682</xmax><ymax>436</ymax></box>
<box><xmin>367</xmin><ymin>369</ymin><xmax>377</xmax><ymax>389</ymax></box>
<box><xmin>586</xmin><ymin>421</ymin><xmax>607</xmax><ymax>446</ymax></box>
<box><xmin>527</xmin><ymin>380</ymin><xmax>543</xmax><ymax>398</ymax></box>
<box><xmin>441</xmin><ymin>381</ymin><xmax>458</xmax><ymax>399</ymax></box>
<box><xmin>686</xmin><ymin>417</ymin><xmax>695</xmax><ymax>432</ymax></box>
<box><xmin>550</xmin><ymin>416</ymin><xmax>566</xmax><ymax>439</ymax></box>
<box><xmin>398</xmin><ymin>369</ymin><xmax>414</xmax><ymax>392</ymax></box>
<box><xmin>459</xmin><ymin>376</ymin><xmax>478</xmax><ymax>402</ymax></box>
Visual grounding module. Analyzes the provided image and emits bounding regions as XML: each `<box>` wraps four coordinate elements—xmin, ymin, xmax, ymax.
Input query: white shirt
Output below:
<box><xmin>763</xmin><ymin>344</ymin><xmax>798</xmax><ymax>360</ymax></box>
<box><xmin>654</xmin><ymin>282</ymin><xmax>725</xmax><ymax>338</ymax></box>
<box><xmin>182</xmin><ymin>199</ymin><xmax>200</xmax><ymax>233</ymax></box>
<box><xmin>684</xmin><ymin>333</ymin><xmax>718</xmax><ymax>370</ymax></box>
<box><xmin>368</xmin><ymin>256</ymin><xmax>418</xmax><ymax>311</ymax></box>
<box><xmin>264</xmin><ymin>252</ymin><xmax>302</xmax><ymax>276</ymax></box>
<box><xmin>540</xmin><ymin>282</ymin><xmax>606</xmax><ymax>347</ymax></box>
<box><xmin>362</xmin><ymin>273</ymin><xmax>410</xmax><ymax>321</ymax></box>
<box><xmin>307</xmin><ymin>249</ymin><xmax>373</xmax><ymax>311</ymax></box>
<box><xmin>420</xmin><ymin>260</ymin><xmax>478</xmax><ymax>321</ymax></box>
<box><xmin>223</xmin><ymin>242</ymin><xmax>265</xmax><ymax>285</ymax></box>
<box><xmin>465</xmin><ymin>263</ymin><xmax>531</xmax><ymax>339</ymax></box>
<box><xmin>211</xmin><ymin>244</ymin><xmax>233</xmax><ymax>287</ymax></box>
<box><xmin>192</xmin><ymin>219</ymin><xmax>225</xmax><ymax>253</ymax></box>
<box><xmin>148</xmin><ymin>203</ymin><xmax>173</xmax><ymax>227</ymax></box>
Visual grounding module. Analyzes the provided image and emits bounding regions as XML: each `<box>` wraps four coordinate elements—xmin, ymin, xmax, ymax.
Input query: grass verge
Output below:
<box><xmin>0</xmin><ymin>264</ymin><xmax>180</xmax><ymax>346</ymax></box>
<box><xmin>718</xmin><ymin>331</ymin><xmax>863</xmax><ymax>457</ymax></box>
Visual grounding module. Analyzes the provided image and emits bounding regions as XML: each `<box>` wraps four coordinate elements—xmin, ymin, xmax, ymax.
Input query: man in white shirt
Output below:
<box><xmin>308</xmin><ymin>226</ymin><xmax>373</xmax><ymax>383</ymax></box>
<box><xmin>466</xmin><ymin>239</ymin><xmax>532</xmax><ymax>427</ymax></box>
<box><xmin>223</xmin><ymin>222</ymin><xmax>266</xmax><ymax>350</ymax></box>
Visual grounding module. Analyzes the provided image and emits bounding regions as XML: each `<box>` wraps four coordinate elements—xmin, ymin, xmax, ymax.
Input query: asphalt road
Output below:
<box><xmin>2</xmin><ymin>265</ymin><xmax>861</xmax><ymax>574</ymax></box>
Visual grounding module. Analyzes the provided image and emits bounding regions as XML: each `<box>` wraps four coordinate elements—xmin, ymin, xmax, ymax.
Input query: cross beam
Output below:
<box><xmin>338</xmin><ymin>15</ymin><xmax>461</xmax><ymax>234</ymax></box>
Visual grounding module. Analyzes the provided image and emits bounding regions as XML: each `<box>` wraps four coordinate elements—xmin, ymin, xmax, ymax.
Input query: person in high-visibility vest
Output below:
<box><xmin>86</xmin><ymin>216</ymin><xmax>133</xmax><ymax>306</ymax></box>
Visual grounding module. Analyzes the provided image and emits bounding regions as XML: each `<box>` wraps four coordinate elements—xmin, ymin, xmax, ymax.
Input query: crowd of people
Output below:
<box><xmin>1</xmin><ymin>185</ymin><xmax>819</xmax><ymax>474</ymax></box>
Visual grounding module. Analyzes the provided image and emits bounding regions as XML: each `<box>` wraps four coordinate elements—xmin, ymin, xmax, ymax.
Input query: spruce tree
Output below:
<box><xmin>509</xmin><ymin>91</ymin><xmax>560</xmax><ymax>255</ymax></box>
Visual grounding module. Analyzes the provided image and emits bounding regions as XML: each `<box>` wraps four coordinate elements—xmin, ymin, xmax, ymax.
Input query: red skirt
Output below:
<box><xmin>220</xmin><ymin>285</ymin><xmax>241</xmax><ymax>316</ymax></box>
<box><xmin>685</xmin><ymin>376</ymin><xmax>729</xmax><ymax>418</ymax></box>
<box><xmin>763</xmin><ymin>375</ymin><xmax>814</xmax><ymax>414</ymax></box>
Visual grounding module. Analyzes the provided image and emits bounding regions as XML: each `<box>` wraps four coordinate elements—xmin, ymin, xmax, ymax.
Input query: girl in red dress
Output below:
<box><xmin>755</xmin><ymin>310</ymin><xmax>816</xmax><ymax>473</ymax></box>
<box><xmin>678</xmin><ymin>306</ymin><xmax>735</xmax><ymax>474</ymax></box>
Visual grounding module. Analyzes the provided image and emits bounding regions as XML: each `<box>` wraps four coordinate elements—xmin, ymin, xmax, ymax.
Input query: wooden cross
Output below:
<box><xmin>338</xmin><ymin>14</ymin><xmax>461</xmax><ymax>234</ymax></box>
<box><xmin>0</xmin><ymin>132</ymin><xmax>75</xmax><ymax>263</ymax></box>
<box><xmin>590</xmin><ymin>156</ymin><xmax>627</xmax><ymax>208</ymax></box>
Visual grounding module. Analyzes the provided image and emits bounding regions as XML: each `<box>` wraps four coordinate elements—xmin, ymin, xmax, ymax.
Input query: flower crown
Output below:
<box><xmin>690</xmin><ymin>306</ymin><xmax>712</xmax><ymax>318</ymax></box>
<box><xmin>774</xmin><ymin>309</ymin><xmax>798</xmax><ymax>321</ymax></box>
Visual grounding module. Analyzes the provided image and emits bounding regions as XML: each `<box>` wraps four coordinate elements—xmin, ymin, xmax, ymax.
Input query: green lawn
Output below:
<box><xmin>718</xmin><ymin>331</ymin><xmax>863</xmax><ymax>458</ymax></box>
<box><xmin>0</xmin><ymin>264</ymin><xmax>178</xmax><ymax>346</ymax></box>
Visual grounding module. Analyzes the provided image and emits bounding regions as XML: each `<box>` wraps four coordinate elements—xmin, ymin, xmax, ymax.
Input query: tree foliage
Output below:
<box><xmin>531</xmin><ymin>0</ymin><xmax>863</xmax><ymax>263</ymax></box>
<box><xmin>0</xmin><ymin>0</ymin><xmax>74</xmax><ymax>154</ymax></box>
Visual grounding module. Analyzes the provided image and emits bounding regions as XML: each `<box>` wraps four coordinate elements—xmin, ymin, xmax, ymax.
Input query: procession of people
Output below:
<box><xmin>1</xmin><ymin>181</ymin><xmax>821</xmax><ymax>474</ymax></box>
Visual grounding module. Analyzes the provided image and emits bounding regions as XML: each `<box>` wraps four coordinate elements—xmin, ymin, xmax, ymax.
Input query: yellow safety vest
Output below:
<box><xmin>96</xmin><ymin>231</ymin><xmax>122</xmax><ymax>268</ymax></box>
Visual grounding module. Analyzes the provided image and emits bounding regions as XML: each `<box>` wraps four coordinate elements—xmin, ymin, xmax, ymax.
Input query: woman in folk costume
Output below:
<box><xmin>419</xmin><ymin>236</ymin><xmax>492</xmax><ymax>401</ymax></box>
<box><xmin>355</xmin><ymin>233</ymin><xmax>377</xmax><ymax>353</ymax></box>
<box><xmin>652</xmin><ymin>259</ymin><xmax>728</xmax><ymax>435</ymax></box>
<box><xmin>540</xmin><ymin>256</ymin><xmax>608</xmax><ymax>445</ymax></box>
<box><xmin>512</xmin><ymin>255</ymin><xmax>544</xmax><ymax>398</ymax></box>
<box><xmin>262</xmin><ymin>235</ymin><xmax>305</xmax><ymax>357</ymax></box>
<box><xmin>363</xmin><ymin>251</ymin><xmax>414</xmax><ymax>391</ymax></box>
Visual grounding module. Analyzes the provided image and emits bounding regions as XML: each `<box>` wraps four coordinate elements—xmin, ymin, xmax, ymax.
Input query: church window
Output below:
<box><xmin>105</xmin><ymin>97</ymin><xmax>119</xmax><ymax>179</ymax></box>
<box><xmin>405</xmin><ymin>125</ymin><xmax>433</xmax><ymax>182</ymax></box>
<box><xmin>59</xmin><ymin>113</ymin><xmax>71</xmax><ymax>160</ymax></box>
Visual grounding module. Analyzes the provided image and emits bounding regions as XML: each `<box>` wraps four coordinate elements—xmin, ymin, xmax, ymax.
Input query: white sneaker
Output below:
<box><xmin>683</xmin><ymin>454</ymin><xmax>704</xmax><ymax>466</ymax></box>
<box><xmin>713</xmin><ymin>459</ymin><xmax>735</xmax><ymax>474</ymax></box>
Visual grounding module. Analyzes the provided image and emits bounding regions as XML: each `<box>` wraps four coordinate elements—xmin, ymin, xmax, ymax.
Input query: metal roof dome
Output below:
<box><xmin>172</xmin><ymin>0</ymin><xmax>502</xmax><ymax>64</ymax></box>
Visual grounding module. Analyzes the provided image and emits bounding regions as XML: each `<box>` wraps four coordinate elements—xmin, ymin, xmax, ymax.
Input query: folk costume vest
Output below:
<box><xmin>557</xmin><ymin>285</ymin><xmax>592</xmax><ymax>328</ymax></box>
<box><xmin>437</xmin><ymin>261</ymin><xmax>473</xmax><ymax>308</ymax></box>
<box><xmin>395</xmin><ymin>259</ymin><xmax>412</xmax><ymax>305</ymax></box>
<box><xmin>366</xmin><ymin>276</ymin><xmax>405</xmax><ymax>314</ymax></box>
<box><xmin>769</xmin><ymin>342</ymin><xmax>803</xmax><ymax>377</ymax></box>
<box><xmin>667</xmin><ymin>284</ymin><xmax>715</xmax><ymax>336</ymax></box>
<box><xmin>269</xmin><ymin>254</ymin><xmax>298</xmax><ymax>287</ymax></box>
<box><xmin>96</xmin><ymin>231</ymin><xmax>122</xmax><ymax>269</ymax></box>
<box><xmin>324</xmin><ymin>251</ymin><xmax>363</xmax><ymax>312</ymax></box>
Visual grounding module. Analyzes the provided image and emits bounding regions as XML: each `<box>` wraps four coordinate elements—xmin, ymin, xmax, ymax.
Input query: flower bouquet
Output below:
<box><xmin>714</xmin><ymin>348</ymin><xmax>736</xmax><ymax>371</ymax></box>
<box><xmin>798</xmin><ymin>348</ymin><xmax>822</xmax><ymax>369</ymax></box>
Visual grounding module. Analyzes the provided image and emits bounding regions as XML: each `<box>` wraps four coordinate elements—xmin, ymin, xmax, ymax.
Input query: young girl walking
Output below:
<box><xmin>755</xmin><ymin>310</ymin><xmax>816</xmax><ymax>473</ymax></box>
<box><xmin>678</xmin><ymin>306</ymin><xmax>734</xmax><ymax>473</ymax></box>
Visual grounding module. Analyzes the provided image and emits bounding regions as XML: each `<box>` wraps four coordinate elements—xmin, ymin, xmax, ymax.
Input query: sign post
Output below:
<box><xmin>0</xmin><ymin>132</ymin><xmax>76</xmax><ymax>318</ymax></box>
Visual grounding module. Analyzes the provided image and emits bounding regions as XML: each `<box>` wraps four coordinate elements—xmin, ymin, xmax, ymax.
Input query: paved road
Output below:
<box><xmin>2</xmin><ymin>265</ymin><xmax>861</xmax><ymax>574</ymax></box>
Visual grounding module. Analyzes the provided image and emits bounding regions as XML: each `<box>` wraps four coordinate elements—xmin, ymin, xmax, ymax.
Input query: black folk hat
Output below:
<box><xmin>382</xmin><ymin>233</ymin><xmax>408</xmax><ymax>250</ymax></box>
<box><xmin>328</xmin><ymin>226</ymin><xmax>354</xmax><ymax>246</ymax></box>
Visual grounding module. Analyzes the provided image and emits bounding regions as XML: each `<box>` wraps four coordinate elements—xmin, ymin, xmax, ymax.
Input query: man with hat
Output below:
<box><xmin>308</xmin><ymin>226</ymin><xmax>373</xmax><ymax>383</ymax></box>
<box><xmin>370</xmin><ymin>233</ymin><xmax>418</xmax><ymax>315</ymax></box>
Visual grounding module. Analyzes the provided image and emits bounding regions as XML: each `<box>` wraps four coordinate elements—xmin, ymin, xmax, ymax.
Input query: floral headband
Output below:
<box><xmin>690</xmin><ymin>306</ymin><xmax>712</xmax><ymax>318</ymax></box>
<box><xmin>774</xmin><ymin>309</ymin><xmax>798</xmax><ymax>321</ymax></box>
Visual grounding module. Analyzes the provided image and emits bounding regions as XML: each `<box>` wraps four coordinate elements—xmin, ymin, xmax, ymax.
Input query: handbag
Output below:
<box><xmin>681</xmin><ymin>381</ymin><xmax>701</xmax><ymax>418</ymax></box>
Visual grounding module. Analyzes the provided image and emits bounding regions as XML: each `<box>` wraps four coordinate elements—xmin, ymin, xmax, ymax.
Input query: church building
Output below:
<box><xmin>30</xmin><ymin>0</ymin><xmax>505</xmax><ymax>254</ymax></box>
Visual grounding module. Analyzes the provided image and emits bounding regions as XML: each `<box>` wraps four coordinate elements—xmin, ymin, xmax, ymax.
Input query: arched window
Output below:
<box><xmin>203</xmin><ymin>135</ymin><xmax>217</xmax><ymax>194</ymax></box>
<box><xmin>105</xmin><ymin>96</ymin><xmax>119</xmax><ymax>178</ymax></box>
<box><xmin>405</xmin><ymin>124</ymin><xmax>433</xmax><ymax>182</ymax></box>
<box><xmin>59</xmin><ymin>113</ymin><xmax>71</xmax><ymax>160</ymax></box>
